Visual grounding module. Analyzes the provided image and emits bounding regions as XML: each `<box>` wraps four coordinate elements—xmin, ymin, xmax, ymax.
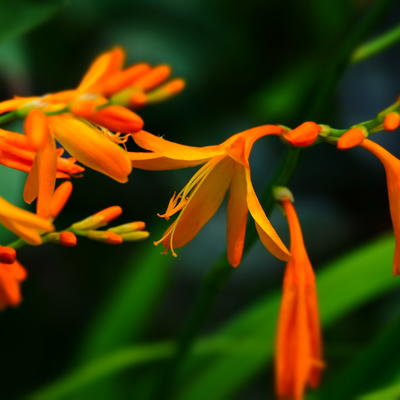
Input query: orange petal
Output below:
<box><xmin>156</xmin><ymin>157</ymin><xmax>234</xmax><ymax>254</ymax></box>
<box><xmin>360</xmin><ymin>139</ymin><xmax>400</xmax><ymax>275</ymax></box>
<box><xmin>133</xmin><ymin>65</ymin><xmax>171</xmax><ymax>91</ymax></box>
<box><xmin>0</xmin><ymin>217</ymin><xmax>43</xmax><ymax>245</ymax></box>
<box><xmin>283</xmin><ymin>122</ymin><xmax>321</xmax><ymax>147</ymax></box>
<box><xmin>245</xmin><ymin>168</ymin><xmax>290</xmax><ymax>261</ymax></box>
<box><xmin>226</xmin><ymin>163</ymin><xmax>248</xmax><ymax>267</ymax></box>
<box><xmin>129</xmin><ymin>152</ymin><xmax>212</xmax><ymax>170</ymax></box>
<box><xmin>24</xmin><ymin>109</ymin><xmax>49</xmax><ymax>150</ymax></box>
<box><xmin>337</xmin><ymin>128</ymin><xmax>366</xmax><ymax>150</ymax></box>
<box><xmin>48</xmin><ymin>115</ymin><xmax>132</xmax><ymax>183</ymax></box>
<box><xmin>0</xmin><ymin>97</ymin><xmax>39</xmax><ymax>115</ymax></box>
<box><xmin>23</xmin><ymin>155</ymin><xmax>39</xmax><ymax>204</ymax></box>
<box><xmin>50</xmin><ymin>181</ymin><xmax>73</xmax><ymax>219</ymax></box>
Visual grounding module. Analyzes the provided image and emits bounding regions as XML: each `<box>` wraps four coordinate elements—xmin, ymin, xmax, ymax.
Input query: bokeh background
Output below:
<box><xmin>1</xmin><ymin>0</ymin><xmax>400</xmax><ymax>399</ymax></box>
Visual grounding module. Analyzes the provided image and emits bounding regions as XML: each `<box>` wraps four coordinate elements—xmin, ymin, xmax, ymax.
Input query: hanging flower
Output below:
<box><xmin>129</xmin><ymin>125</ymin><xmax>290</xmax><ymax>266</ymax></box>
<box><xmin>274</xmin><ymin>187</ymin><xmax>324</xmax><ymax>400</ymax></box>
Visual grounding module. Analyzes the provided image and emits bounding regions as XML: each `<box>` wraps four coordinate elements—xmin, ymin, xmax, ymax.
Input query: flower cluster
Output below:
<box><xmin>1</xmin><ymin>46</ymin><xmax>400</xmax><ymax>400</ymax></box>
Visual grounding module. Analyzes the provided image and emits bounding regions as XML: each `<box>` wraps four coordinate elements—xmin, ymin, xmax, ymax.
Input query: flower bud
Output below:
<box><xmin>337</xmin><ymin>127</ymin><xmax>367</xmax><ymax>150</ymax></box>
<box><xmin>283</xmin><ymin>122</ymin><xmax>321</xmax><ymax>147</ymax></box>
<box><xmin>87</xmin><ymin>230</ymin><xmax>123</xmax><ymax>244</ymax></box>
<box><xmin>0</xmin><ymin>247</ymin><xmax>16</xmax><ymax>264</ymax></box>
<box><xmin>384</xmin><ymin>112</ymin><xmax>400</xmax><ymax>131</ymax></box>
<box><xmin>72</xmin><ymin>206</ymin><xmax>122</xmax><ymax>231</ymax></box>
<box><xmin>108</xmin><ymin>221</ymin><xmax>146</xmax><ymax>234</ymax></box>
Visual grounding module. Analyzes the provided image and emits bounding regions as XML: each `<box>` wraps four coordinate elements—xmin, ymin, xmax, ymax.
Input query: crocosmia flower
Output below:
<box><xmin>129</xmin><ymin>125</ymin><xmax>290</xmax><ymax>266</ymax></box>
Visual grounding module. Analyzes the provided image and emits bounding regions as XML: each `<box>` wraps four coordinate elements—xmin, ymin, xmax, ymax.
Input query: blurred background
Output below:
<box><xmin>1</xmin><ymin>0</ymin><xmax>400</xmax><ymax>399</ymax></box>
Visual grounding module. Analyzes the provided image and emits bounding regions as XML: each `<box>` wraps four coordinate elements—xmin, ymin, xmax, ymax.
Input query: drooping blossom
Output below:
<box><xmin>129</xmin><ymin>125</ymin><xmax>291</xmax><ymax>266</ymax></box>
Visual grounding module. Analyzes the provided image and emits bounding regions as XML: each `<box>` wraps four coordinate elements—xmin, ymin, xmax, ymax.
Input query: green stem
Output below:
<box><xmin>0</xmin><ymin>111</ymin><xmax>18</xmax><ymax>125</ymax></box>
<box><xmin>6</xmin><ymin>238</ymin><xmax>26</xmax><ymax>249</ymax></box>
<box><xmin>352</xmin><ymin>23</ymin><xmax>400</xmax><ymax>64</ymax></box>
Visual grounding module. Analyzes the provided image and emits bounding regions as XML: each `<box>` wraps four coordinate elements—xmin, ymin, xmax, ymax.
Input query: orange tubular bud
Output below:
<box><xmin>132</xmin><ymin>65</ymin><xmax>171</xmax><ymax>91</ymax></box>
<box><xmin>59</xmin><ymin>232</ymin><xmax>77</xmax><ymax>247</ymax></box>
<box><xmin>384</xmin><ymin>112</ymin><xmax>400</xmax><ymax>131</ymax></box>
<box><xmin>108</xmin><ymin>221</ymin><xmax>146</xmax><ymax>234</ymax></box>
<box><xmin>147</xmin><ymin>79</ymin><xmax>186</xmax><ymax>103</ymax></box>
<box><xmin>24</xmin><ymin>109</ymin><xmax>49</xmax><ymax>150</ymax></box>
<box><xmin>283</xmin><ymin>122</ymin><xmax>321</xmax><ymax>147</ymax></box>
<box><xmin>129</xmin><ymin>92</ymin><xmax>148</xmax><ymax>108</ymax></box>
<box><xmin>50</xmin><ymin>181</ymin><xmax>73</xmax><ymax>219</ymax></box>
<box><xmin>0</xmin><ymin>261</ymin><xmax>27</xmax><ymax>310</ymax></box>
<box><xmin>0</xmin><ymin>247</ymin><xmax>16</xmax><ymax>264</ymax></box>
<box><xmin>72</xmin><ymin>206</ymin><xmax>123</xmax><ymax>231</ymax></box>
<box><xmin>87</xmin><ymin>230</ymin><xmax>123</xmax><ymax>244</ymax></box>
<box><xmin>337</xmin><ymin>127</ymin><xmax>366</xmax><ymax>150</ymax></box>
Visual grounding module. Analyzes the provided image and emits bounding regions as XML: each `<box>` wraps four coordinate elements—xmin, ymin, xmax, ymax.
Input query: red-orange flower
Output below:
<box><xmin>129</xmin><ymin>126</ymin><xmax>290</xmax><ymax>266</ymax></box>
<box><xmin>276</xmin><ymin>194</ymin><xmax>324</xmax><ymax>400</ymax></box>
<box><xmin>0</xmin><ymin>260</ymin><xmax>27</xmax><ymax>310</ymax></box>
<box><xmin>358</xmin><ymin>138</ymin><xmax>400</xmax><ymax>275</ymax></box>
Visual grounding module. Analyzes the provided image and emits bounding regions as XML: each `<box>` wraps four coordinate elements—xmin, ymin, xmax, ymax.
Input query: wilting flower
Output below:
<box><xmin>0</xmin><ymin>260</ymin><xmax>27</xmax><ymax>311</ymax></box>
<box><xmin>275</xmin><ymin>188</ymin><xmax>324</xmax><ymax>400</ymax></box>
<box><xmin>0</xmin><ymin>196</ymin><xmax>53</xmax><ymax>244</ymax></box>
<box><xmin>129</xmin><ymin>125</ymin><xmax>290</xmax><ymax>266</ymax></box>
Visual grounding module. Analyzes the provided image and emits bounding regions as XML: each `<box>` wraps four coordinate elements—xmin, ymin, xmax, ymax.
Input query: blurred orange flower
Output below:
<box><xmin>0</xmin><ymin>260</ymin><xmax>27</xmax><ymax>311</ymax></box>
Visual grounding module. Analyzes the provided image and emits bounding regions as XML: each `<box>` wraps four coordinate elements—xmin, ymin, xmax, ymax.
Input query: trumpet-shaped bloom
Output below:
<box><xmin>129</xmin><ymin>126</ymin><xmax>290</xmax><ymax>266</ymax></box>
<box><xmin>276</xmin><ymin>198</ymin><xmax>324</xmax><ymax>400</ymax></box>
<box><xmin>358</xmin><ymin>138</ymin><xmax>400</xmax><ymax>275</ymax></box>
<box><xmin>0</xmin><ymin>197</ymin><xmax>53</xmax><ymax>244</ymax></box>
<box><xmin>0</xmin><ymin>260</ymin><xmax>27</xmax><ymax>310</ymax></box>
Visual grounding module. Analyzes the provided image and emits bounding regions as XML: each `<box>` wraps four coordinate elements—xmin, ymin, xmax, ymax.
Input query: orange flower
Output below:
<box><xmin>129</xmin><ymin>126</ymin><xmax>290</xmax><ymax>266</ymax></box>
<box><xmin>0</xmin><ymin>260</ymin><xmax>27</xmax><ymax>310</ymax></box>
<box><xmin>275</xmin><ymin>192</ymin><xmax>324</xmax><ymax>400</ymax></box>
<box><xmin>0</xmin><ymin>196</ymin><xmax>53</xmax><ymax>244</ymax></box>
<box><xmin>358</xmin><ymin>138</ymin><xmax>400</xmax><ymax>275</ymax></box>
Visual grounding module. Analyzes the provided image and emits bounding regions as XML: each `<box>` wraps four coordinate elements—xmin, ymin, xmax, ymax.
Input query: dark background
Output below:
<box><xmin>0</xmin><ymin>0</ymin><xmax>400</xmax><ymax>398</ymax></box>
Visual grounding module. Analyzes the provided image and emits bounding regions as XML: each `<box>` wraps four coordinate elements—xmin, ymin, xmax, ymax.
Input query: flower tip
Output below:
<box><xmin>283</xmin><ymin>121</ymin><xmax>321</xmax><ymax>147</ymax></box>
<box><xmin>337</xmin><ymin>127</ymin><xmax>366</xmax><ymax>150</ymax></box>
<box><xmin>59</xmin><ymin>231</ymin><xmax>77</xmax><ymax>247</ymax></box>
<box><xmin>384</xmin><ymin>112</ymin><xmax>400</xmax><ymax>131</ymax></box>
<box><xmin>0</xmin><ymin>247</ymin><xmax>16</xmax><ymax>264</ymax></box>
<box><xmin>273</xmin><ymin>186</ymin><xmax>294</xmax><ymax>203</ymax></box>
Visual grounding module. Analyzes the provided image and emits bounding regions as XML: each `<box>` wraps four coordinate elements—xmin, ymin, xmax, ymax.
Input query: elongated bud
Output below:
<box><xmin>283</xmin><ymin>121</ymin><xmax>321</xmax><ymax>147</ymax></box>
<box><xmin>50</xmin><ymin>181</ymin><xmax>73</xmax><ymax>219</ymax></box>
<box><xmin>384</xmin><ymin>112</ymin><xmax>400</xmax><ymax>131</ymax></box>
<box><xmin>130</xmin><ymin>92</ymin><xmax>149</xmax><ymax>108</ymax></box>
<box><xmin>108</xmin><ymin>221</ymin><xmax>146</xmax><ymax>234</ymax></box>
<box><xmin>337</xmin><ymin>127</ymin><xmax>367</xmax><ymax>150</ymax></box>
<box><xmin>120</xmin><ymin>231</ymin><xmax>150</xmax><ymax>241</ymax></box>
<box><xmin>87</xmin><ymin>230</ymin><xmax>123</xmax><ymax>244</ymax></box>
<box><xmin>24</xmin><ymin>109</ymin><xmax>49</xmax><ymax>150</ymax></box>
<box><xmin>46</xmin><ymin>231</ymin><xmax>77</xmax><ymax>247</ymax></box>
<box><xmin>0</xmin><ymin>247</ymin><xmax>16</xmax><ymax>264</ymax></box>
<box><xmin>146</xmin><ymin>79</ymin><xmax>185</xmax><ymax>103</ymax></box>
<box><xmin>72</xmin><ymin>206</ymin><xmax>123</xmax><ymax>231</ymax></box>
<box><xmin>132</xmin><ymin>65</ymin><xmax>171</xmax><ymax>91</ymax></box>
<box><xmin>273</xmin><ymin>186</ymin><xmax>294</xmax><ymax>203</ymax></box>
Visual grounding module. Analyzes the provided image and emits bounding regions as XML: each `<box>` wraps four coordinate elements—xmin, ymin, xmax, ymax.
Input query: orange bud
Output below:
<box><xmin>130</xmin><ymin>92</ymin><xmax>148</xmax><ymax>108</ymax></box>
<box><xmin>283</xmin><ymin>121</ymin><xmax>321</xmax><ymax>147</ymax></box>
<box><xmin>87</xmin><ymin>230</ymin><xmax>123</xmax><ymax>244</ymax></box>
<box><xmin>72</xmin><ymin>205</ymin><xmax>122</xmax><ymax>230</ymax></box>
<box><xmin>24</xmin><ymin>109</ymin><xmax>49</xmax><ymax>150</ymax></box>
<box><xmin>133</xmin><ymin>65</ymin><xmax>171</xmax><ymax>91</ymax></box>
<box><xmin>59</xmin><ymin>231</ymin><xmax>77</xmax><ymax>247</ymax></box>
<box><xmin>337</xmin><ymin>127</ymin><xmax>366</xmax><ymax>150</ymax></box>
<box><xmin>147</xmin><ymin>79</ymin><xmax>186</xmax><ymax>103</ymax></box>
<box><xmin>0</xmin><ymin>247</ymin><xmax>16</xmax><ymax>264</ymax></box>
<box><xmin>50</xmin><ymin>181</ymin><xmax>73</xmax><ymax>219</ymax></box>
<box><xmin>108</xmin><ymin>221</ymin><xmax>146</xmax><ymax>234</ymax></box>
<box><xmin>384</xmin><ymin>112</ymin><xmax>400</xmax><ymax>131</ymax></box>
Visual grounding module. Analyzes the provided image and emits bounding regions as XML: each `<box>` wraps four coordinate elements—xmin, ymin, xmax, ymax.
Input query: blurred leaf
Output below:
<box><xmin>30</xmin><ymin>235</ymin><xmax>399</xmax><ymax>399</ymax></box>
<box><xmin>359</xmin><ymin>382</ymin><xmax>400</xmax><ymax>400</ymax></box>
<box><xmin>0</xmin><ymin>0</ymin><xmax>61</xmax><ymax>44</ymax></box>
<box><xmin>176</xmin><ymin>234</ymin><xmax>399</xmax><ymax>400</ymax></box>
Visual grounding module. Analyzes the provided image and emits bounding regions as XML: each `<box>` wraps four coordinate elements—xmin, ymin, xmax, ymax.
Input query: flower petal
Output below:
<box><xmin>226</xmin><ymin>163</ymin><xmax>248</xmax><ymax>267</ymax></box>
<box><xmin>156</xmin><ymin>157</ymin><xmax>234</xmax><ymax>253</ymax></box>
<box><xmin>245</xmin><ymin>168</ymin><xmax>290</xmax><ymax>261</ymax></box>
<box><xmin>48</xmin><ymin>115</ymin><xmax>132</xmax><ymax>183</ymax></box>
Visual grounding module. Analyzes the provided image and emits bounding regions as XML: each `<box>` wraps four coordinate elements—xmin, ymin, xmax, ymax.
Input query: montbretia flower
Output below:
<box><xmin>353</xmin><ymin>138</ymin><xmax>400</xmax><ymax>275</ymax></box>
<box><xmin>129</xmin><ymin>126</ymin><xmax>291</xmax><ymax>266</ymax></box>
<box><xmin>275</xmin><ymin>189</ymin><xmax>324</xmax><ymax>400</ymax></box>
<box><xmin>0</xmin><ymin>260</ymin><xmax>27</xmax><ymax>310</ymax></box>
<box><xmin>0</xmin><ymin>197</ymin><xmax>53</xmax><ymax>244</ymax></box>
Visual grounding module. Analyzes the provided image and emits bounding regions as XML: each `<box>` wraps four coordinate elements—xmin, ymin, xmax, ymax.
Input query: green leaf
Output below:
<box><xmin>0</xmin><ymin>1</ymin><xmax>61</xmax><ymax>44</ymax></box>
<box><xmin>176</xmin><ymin>234</ymin><xmax>399</xmax><ymax>400</ymax></box>
<box><xmin>359</xmin><ymin>382</ymin><xmax>400</xmax><ymax>400</ymax></box>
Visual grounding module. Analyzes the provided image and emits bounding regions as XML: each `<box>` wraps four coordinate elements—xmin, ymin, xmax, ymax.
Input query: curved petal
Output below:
<box><xmin>129</xmin><ymin>152</ymin><xmax>210</xmax><ymax>170</ymax></box>
<box><xmin>245</xmin><ymin>168</ymin><xmax>290</xmax><ymax>261</ymax></box>
<box><xmin>49</xmin><ymin>115</ymin><xmax>132</xmax><ymax>183</ymax></box>
<box><xmin>0</xmin><ymin>217</ymin><xmax>42</xmax><ymax>245</ymax></box>
<box><xmin>132</xmin><ymin>130</ymin><xmax>222</xmax><ymax>160</ymax></box>
<box><xmin>156</xmin><ymin>157</ymin><xmax>234</xmax><ymax>254</ymax></box>
<box><xmin>226</xmin><ymin>163</ymin><xmax>248</xmax><ymax>267</ymax></box>
<box><xmin>0</xmin><ymin>97</ymin><xmax>39</xmax><ymax>115</ymax></box>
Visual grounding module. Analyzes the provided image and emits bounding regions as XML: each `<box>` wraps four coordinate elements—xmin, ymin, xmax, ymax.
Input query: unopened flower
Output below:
<box><xmin>283</xmin><ymin>122</ymin><xmax>321</xmax><ymax>147</ymax></box>
<box><xmin>129</xmin><ymin>126</ymin><xmax>291</xmax><ymax>266</ymax></box>
<box><xmin>337</xmin><ymin>127</ymin><xmax>367</xmax><ymax>150</ymax></box>
<box><xmin>0</xmin><ymin>260</ymin><xmax>27</xmax><ymax>310</ymax></box>
<box><xmin>275</xmin><ymin>191</ymin><xmax>324</xmax><ymax>400</ymax></box>
<box><xmin>383</xmin><ymin>112</ymin><xmax>400</xmax><ymax>131</ymax></box>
